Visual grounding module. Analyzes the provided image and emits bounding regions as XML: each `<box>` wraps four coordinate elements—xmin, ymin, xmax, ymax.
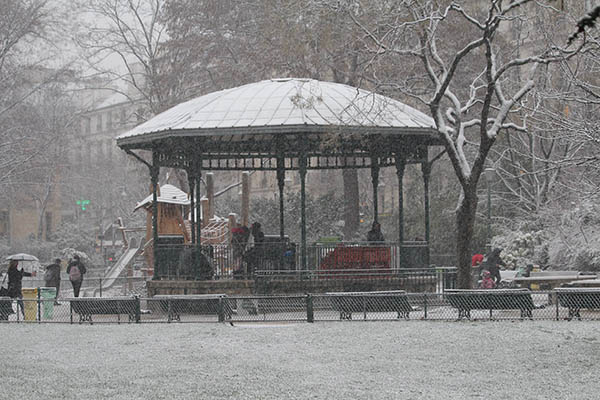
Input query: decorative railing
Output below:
<box><xmin>153</xmin><ymin>241</ymin><xmax>438</xmax><ymax>280</ymax></box>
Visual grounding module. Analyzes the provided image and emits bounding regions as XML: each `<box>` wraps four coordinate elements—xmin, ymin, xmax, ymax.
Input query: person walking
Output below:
<box><xmin>7</xmin><ymin>259</ymin><xmax>36</xmax><ymax>317</ymax></box>
<box><xmin>245</xmin><ymin>222</ymin><xmax>265</xmax><ymax>276</ymax></box>
<box><xmin>471</xmin><ymin>253</ymin><xmax>484</xmax><ymax>287</ymax></box>
<box><xmin>67</xmin><ymin>254</ymin><xmax>86</xmax><ymax>297</ymax></box>
<box><xmin>481</xmin><ymin>248</ymin><xmax>505</xmax><ymax>286</ymax></box>
<box><xmin>44</xmin><ymin>258</ymin><xmax>62</xmax><ymax>305</ymax></box>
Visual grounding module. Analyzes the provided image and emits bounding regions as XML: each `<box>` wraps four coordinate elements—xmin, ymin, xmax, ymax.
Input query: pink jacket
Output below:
<box><xmin>480</xmin><ymin>276</ymin><xmax>496</xmax><ymax>289</ymax></box>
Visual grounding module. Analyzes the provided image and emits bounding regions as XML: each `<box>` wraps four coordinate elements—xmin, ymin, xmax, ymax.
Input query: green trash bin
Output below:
<box><xmin>21</xmin><ymin>288</ymin><xmax>38</xmax><ymax>321</ymax></box>
<box><xmin>40</xmin><ymin>287</ymin><xmax>56</xmax><ymax>320</ymax></box>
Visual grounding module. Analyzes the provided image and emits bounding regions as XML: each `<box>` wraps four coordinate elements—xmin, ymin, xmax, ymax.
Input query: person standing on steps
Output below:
<box><xmin>366</xmin><ymin>222</ymin><xmax>385</xmax><ymax>243</ymax></box>
<box><xmin>67</xmin><ymin>254</ymin><xmax>86</xmax><ymax>297</ymax></box>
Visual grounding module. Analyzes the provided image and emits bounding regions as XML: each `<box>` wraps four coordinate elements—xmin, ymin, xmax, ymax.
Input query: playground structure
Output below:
<box><xmin>134</xmin><ymin>183</ymin><xmax>236</xmax><ymax>279</ymax></box>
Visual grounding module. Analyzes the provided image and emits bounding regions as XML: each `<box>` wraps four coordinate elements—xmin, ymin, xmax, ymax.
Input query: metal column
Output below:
<box><xmin>276</xmin><ymin>157</ymin><xmax>286</xmax><ymax>240</ymax></box>
<box><xmin>195</xmin><ymin>174</ymin><xmax>202</xmax><ymax>245</ymax></box>
<box><xmin>151</xmin><ymin>150</ymin><xmax>160</xmax><ymax>279</ymax></box>
<box><xmin>188</xmin><ymin>172</ymin><xmax>196</xmax><ymax>244</ymax></box>
<box><xmin>395</xmin><ymin>155</ymin><xmax>406</xmax><ymax>267</ymax></box>
<box><xmin>299</xmin><ymin>155</ymin><xmax>307</xmax><ymax>270</ymax></box>
<box><xmin>422</xmin><ymin>161</ymin><xmax>431</xmax><ymax>266</ymax></box>
<box><xmin>370</xmin><ymin>156</ymin><xmax>380</xmax><ymax>223</ymax></box>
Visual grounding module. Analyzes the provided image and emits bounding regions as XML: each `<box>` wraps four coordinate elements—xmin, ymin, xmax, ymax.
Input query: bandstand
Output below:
<box><xmin>116</xmin><ymin>78</ymin><xmax>446</xmax><ymax>292</ymax></box>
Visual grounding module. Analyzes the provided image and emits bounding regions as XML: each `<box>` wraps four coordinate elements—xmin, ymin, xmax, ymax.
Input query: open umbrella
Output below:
<box><xmin>6</xmin><ymin>253</ymin><xmax>39</xmax><ymax>262</ymax></box>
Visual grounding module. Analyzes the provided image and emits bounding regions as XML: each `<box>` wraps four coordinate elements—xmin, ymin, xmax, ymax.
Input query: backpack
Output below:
<box><xmin>69</xmin><ymin>264</ymin><xmax>81</xmax><ymax>281</ymax></box>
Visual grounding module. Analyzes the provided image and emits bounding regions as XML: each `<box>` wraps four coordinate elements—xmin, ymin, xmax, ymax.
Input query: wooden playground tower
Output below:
<box><xmin>134</xmin><ymin>172</ymin><xmax>249</xmax><ymax>276</ymax></box>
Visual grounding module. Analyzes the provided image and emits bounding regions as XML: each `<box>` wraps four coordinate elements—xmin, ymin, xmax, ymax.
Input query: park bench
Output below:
<box><xmin>445</xmin><ymin>289</ymin><xmax>535</xmax><ymax>320</ymax></box>
<box><xmin>153</xmin><ymin>294</ymin><xmax>231</xmax><ymax>322</ymax></box>
<box><xmin>70</xmin><ymin>297</ymin><xmax>139</xmax><ymax>324</ymax></box>
<box><xmin>325</xmin><ymin>290</ymin><xmax>413</xmax><ymax>320</ymax></box>
<box><xmin>0</xmin><ymin>296</ymin><xmax>14</xmax><ymax>320</ymax></box>
<box><xmin>555</xmin><ymin>288</ymin><xmax>600</xmax><ymax>321</ymax></box>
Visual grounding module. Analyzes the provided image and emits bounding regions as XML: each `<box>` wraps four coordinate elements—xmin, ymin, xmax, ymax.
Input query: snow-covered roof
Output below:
<box><xmin>134</xmin><ymin>184</ymin><xmax>190</xmax><ymax>211</ymax></box>
<box><xmin>117</xmin><ymin>78</ymin><xmax>436</xmax><ymax>145</ymax></box>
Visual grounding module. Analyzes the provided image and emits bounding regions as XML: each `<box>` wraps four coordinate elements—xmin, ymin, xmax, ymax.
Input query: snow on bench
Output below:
<box><xmin>555</xmin><ymin>288</ymin><xmax>600</xmax><ymax>321</ymax></box>
<box><xmin>445</xmin><ymin>289</ymin><xmax>535</xmax><ymax>320</ymax></box>
<box><xmin>324</xmin><ymin>290</ymin><xmax>413</xmax><ymax>320</ymax></box>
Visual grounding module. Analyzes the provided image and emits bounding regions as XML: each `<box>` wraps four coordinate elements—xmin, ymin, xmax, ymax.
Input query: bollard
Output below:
<box><xmin>218</xmin><ymin>297</ymin><xmax>225</xmax><ymax>323</ymax></box>
<box><xmin>167</xmin><ymin>299</ymin><xmax>172</xmax><ymax>323</ymax></box>
<box><xmin>306</xmin><ymin>294</ymin><xmax>314</xmax><ymax>323</ymax></box>
<box><xmin>135</xmin><ymin>295</ymin><xmax>141</xmax><ymax>323</ymax></box>
<box><xmin>423</xmin><ymin>293</ymin><xmax>428</xmax><ymax>320</ymax></box>
<box><xmin>37</xmin><ymin>288</ymin><xmax>41</xmax><ymax>323</ymax></box>
<box><xmin>555</xmin><ymin>292</ymin><xmax>559</xmax><ymax>321</ymax></box>
<box><xmin>99</xmin><ymin>278</ymin><xmax>102</xmax><ymax>298</ymax></box>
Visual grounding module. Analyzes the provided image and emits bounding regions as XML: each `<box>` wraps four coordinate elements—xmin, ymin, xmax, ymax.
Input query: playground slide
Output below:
<box><xmin>101</xmin><ymin>247</ymin><xmax>139</xmax><ymax>290</ymax></box>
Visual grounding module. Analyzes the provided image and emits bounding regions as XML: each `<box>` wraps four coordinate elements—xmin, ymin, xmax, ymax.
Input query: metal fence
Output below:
<box><xmin>19</xmin><ymin>277</ymin><xmax>148</xmax><ymax>298</ymax></box>
<box><xmin>3</xmin><ymin>288</ymin><xmax>600</xmax><ymax>324</ymax></box>
<box><xmin>153</xmin><ymin>242</ymin><xmax>438</xmax><ymax>280</ymax></box>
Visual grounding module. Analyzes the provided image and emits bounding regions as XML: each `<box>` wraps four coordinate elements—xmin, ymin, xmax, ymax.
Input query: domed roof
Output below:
<box><xmin>117</xmin><ymin>78</ymin><xmax>436</xmax><ymax>145</ymax></box>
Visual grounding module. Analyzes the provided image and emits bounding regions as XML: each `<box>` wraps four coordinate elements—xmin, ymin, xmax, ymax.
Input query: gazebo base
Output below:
<box><xmin>146</xmin><ymin>277</ymin><xmax>437</xmax><ymax>297</ymax></box>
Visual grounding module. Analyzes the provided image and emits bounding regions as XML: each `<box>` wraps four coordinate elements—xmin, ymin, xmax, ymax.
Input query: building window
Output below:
<box><xmin>320</xmin><ymin>170</ymin><xmax>327</xmax><ymax>183</ymax></box>
<box><xmin>96</xmin><ymin>114</ymin><xmax>103</xmax><ymax>132</ymax></box>
<box><xmin>120</xmin><ymin>109</ymin><xmax>127</xmax><ymax>125</ymax></box>
<box><xmin>83</xmin><ymin>117</ymin><xmax>91</xmax><ymax>135</ymax></box>
<box><xmin>107</xmin><ymin>112</ymin><xmax>112</xmax><ymax>131</ymax></box>
<box><xmin>261</xmin><ymin>172</ymin><xmax>268</xmax><ymax>188</ymax></box>
<box><xmin>106</xmin><ymin>139</ymin><xmax>113</xmax><ymax>161</ymax></box>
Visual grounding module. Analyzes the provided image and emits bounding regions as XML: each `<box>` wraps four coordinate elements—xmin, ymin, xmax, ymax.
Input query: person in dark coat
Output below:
<box><xmin>481</xmin><ymin>248</ymin><xmax>506</xmax><ymax>285</ymax></box>
<box><xmin>44</xmin><ymin>258</ymin><xmax>62</xmax><ymax>305</ymax></box>
<box><xmin>7</xmin><ymin>260</ymin><xmax>35</xmax><ymax>317</ymax></box>
<box><xmin>67</xmin><ymin>254</ymin><xmax>86</xmax><ymax>297</ymax></box>
<box><xmin>250</xmin><ymin>222</ymin><xmax>265</xmax><ymax>244</ymax></box>
<box><xmin>366</xmin><ymin>222</ymin><xmax>385</xmax><ymax>243</ymax></box>
<box><xmin>244</xmin><ymin>222</ymin><xmax>265</xmax><ymax>276</ymax></box>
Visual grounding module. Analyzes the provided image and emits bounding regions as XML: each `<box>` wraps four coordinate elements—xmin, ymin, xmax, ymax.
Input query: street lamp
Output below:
<box><xmin>484</xmin><ymin>167</ymin><xmax>496</xmax><ymax>250</ymax></box>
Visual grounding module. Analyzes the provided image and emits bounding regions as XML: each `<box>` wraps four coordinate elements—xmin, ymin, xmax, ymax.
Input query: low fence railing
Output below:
<box><xmin>254</xmin><ymin>267</ymin><xmax>457</xmax><ymax>292</ymax></box>
<box><xmin>12</xmin><ymin>267</ymin><xmax>457</xmax><ymax>299</ymax></box>
<box><xmin>154</xmin><ymin>241</ymin><xmax>438</xmax><ymax>280</ymax></box>
<box><xmin>3</xmin><ymin>288</ymin><xmax>600</xmax><ymax>323</ymax></box>
<box><xmin>18</xmin><ymin>277</ymin><xmax>148</xmax><ymax>298</ymax></box>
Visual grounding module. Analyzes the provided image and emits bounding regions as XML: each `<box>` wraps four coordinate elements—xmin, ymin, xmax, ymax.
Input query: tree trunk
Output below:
<box><xmin>456</xmin><ymin>189</ymin><xmax>478</xmax><ymax>289</ymax></box>
<box><xmin>342</xmin><ymin>168</ymin><xmax>360</xmax><ymax>240</ymax></box>
<box><xmin>37</xmin><ymin>182</ymin><xmax>53</xmax><ymax>240</ymax></box>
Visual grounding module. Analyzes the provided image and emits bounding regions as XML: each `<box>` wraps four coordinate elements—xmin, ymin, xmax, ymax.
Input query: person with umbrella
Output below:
<box><xmin>7</xmin><ymin>259</ymin><xmax>36</xmax><ymax>317</ymax></box>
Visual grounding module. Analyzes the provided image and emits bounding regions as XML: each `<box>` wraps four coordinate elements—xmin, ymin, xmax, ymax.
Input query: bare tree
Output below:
<box><xmin>74</xmin><ymin>0</ymin><xmax>172</xmax><ymax>114</ymax></box>
<box><xmin>345</xmin><ymin>0</ymin><xmax>582</xmax><ymax>287</ymax></box>
<box><xmin>0</xmin><ymin>0</ymin><xmax>53</xmax><ymax>187</ymax></box>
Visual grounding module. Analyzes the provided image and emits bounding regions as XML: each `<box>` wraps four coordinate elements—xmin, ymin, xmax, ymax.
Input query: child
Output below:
<box><xmin>479</xmin><ymin>270</ymin><xmax>496</xmax><ymax>289</ymax></box>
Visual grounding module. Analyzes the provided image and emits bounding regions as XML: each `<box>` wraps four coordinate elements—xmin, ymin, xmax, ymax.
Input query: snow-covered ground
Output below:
<box><xmin>1</xmin><ymin>321</ymin><xmax>599</xmax><ymax>399</ymax></box>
